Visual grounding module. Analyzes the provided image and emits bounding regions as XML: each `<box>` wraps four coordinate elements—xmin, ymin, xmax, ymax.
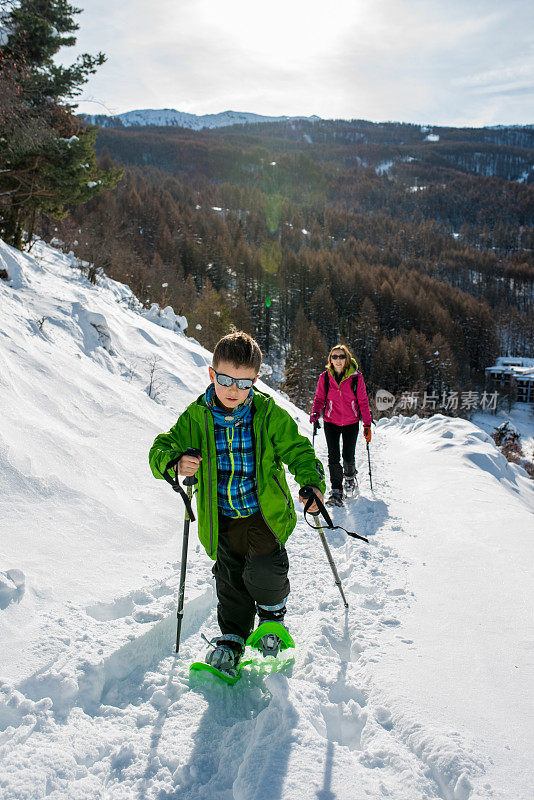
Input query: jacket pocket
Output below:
<box><xmin>272</xmin><ymin>474</ymin><xmax>292</xmax><ymax>508</ymax></box>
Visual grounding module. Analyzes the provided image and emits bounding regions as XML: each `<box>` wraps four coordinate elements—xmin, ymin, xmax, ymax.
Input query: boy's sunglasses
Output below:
<box><xmin>213</xmin><ymin>370</ymin><xmax>254</xmax><ymax>390</ymax></box>
<box><xmin>331</xmin><ymin>354</ymin><xmax>346</xmax><ymax>360</ymax></box>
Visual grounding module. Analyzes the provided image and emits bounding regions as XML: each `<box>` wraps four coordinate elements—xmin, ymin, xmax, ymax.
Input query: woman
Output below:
<box><xmin>310</xmin><ymin>344</ymin><xmax>372</xmax><ymax>505</ymax></box>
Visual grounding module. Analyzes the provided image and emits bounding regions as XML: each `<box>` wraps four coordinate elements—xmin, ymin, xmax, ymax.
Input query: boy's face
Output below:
<box><xmin>209</xmin><ymin>360</ymin><xmax>258</xmax><ymax>412</ymax></box>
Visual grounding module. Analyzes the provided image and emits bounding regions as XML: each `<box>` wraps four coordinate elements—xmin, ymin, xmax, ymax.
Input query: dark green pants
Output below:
<box><xmin>212</xmin><ymin>510</ymin><xmax>290</xmax><ymax>641</ymax></box>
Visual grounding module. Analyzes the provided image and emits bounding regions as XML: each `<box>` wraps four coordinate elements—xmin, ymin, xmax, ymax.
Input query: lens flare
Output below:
<box><xmin>259</xmin><ymin>241</ymin><xmax>282</xmax><ymax>275</ymax></box>
<box><xmin>265</xmin><ymin>194</ymin><xmax>283</xmax><ymax>234</ymax></box>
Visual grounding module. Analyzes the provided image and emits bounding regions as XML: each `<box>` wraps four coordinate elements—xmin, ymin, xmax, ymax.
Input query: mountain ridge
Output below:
<box><xmin>80</xmin><ymin>108</ymin><xmax>534</xmax><ymax>133</ymax></box>
<box><xmin>80</xmin><ymin>108</ymin><xmax>322</xmax><ymax>130</ymax></box>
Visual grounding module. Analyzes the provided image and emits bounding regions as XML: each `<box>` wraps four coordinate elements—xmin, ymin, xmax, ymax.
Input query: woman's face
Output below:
<box><xmin>330</xmin><ymin>349</ymin><xmax>347</xmax><ymax>373</ymax></box>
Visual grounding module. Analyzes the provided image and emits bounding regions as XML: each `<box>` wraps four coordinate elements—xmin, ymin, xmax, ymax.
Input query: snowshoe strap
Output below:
<box><xmin>163</xmin><ymin>467</ymin><xmax>196</xmax><ymax>521</ymax></box>
<box><xmin>301</xmin><ymin>488</ymin><xmax>369</xmax><ymax>543</ymax></box>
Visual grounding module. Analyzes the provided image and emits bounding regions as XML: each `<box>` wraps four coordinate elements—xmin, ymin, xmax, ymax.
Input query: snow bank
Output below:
<box><xmin>373</xmin><ymin>413</ymin><xmax>534</xmax><ymax>799</ymax></box>
<box><xmin>0</xmin><ymin>241</ymin><xmax>34</xmax><ymax>289</ymax></box>
<box><xmin>378</xmin><ymin>413</ymin><xmax>533</xmax><ymax>507</ymax></box>
<box><xmin>143</xmin><ymin>302</ymin><xmax>187</xmax><ymax>333</ymax></box>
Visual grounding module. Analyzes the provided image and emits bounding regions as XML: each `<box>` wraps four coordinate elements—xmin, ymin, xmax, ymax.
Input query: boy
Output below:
<box><xmin>149</xmin><ymin>331</ymin><xmax>325</xmax><ymax>676</ymax></box>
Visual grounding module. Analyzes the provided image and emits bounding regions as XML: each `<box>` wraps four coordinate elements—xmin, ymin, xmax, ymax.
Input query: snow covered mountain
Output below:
<box><xmin>0</xmin><ymin>238</ymin><xmax>533</xmax><ymax>800</ymax></box>
<box><xmin>81</xmin><ymin>108</ymin><xmax>321</xmax><ymax>130</ymax></box>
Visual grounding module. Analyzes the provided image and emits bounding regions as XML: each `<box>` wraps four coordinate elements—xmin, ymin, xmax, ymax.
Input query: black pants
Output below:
<box><xmin>324</xmin><ymin>421</ymin><xmax>359</xmax><ymax>490</ymax></box>
<box><xmin>212</xmin><ymin>511</ymin><xmax>290</xmax><ymax>641</ymax></box>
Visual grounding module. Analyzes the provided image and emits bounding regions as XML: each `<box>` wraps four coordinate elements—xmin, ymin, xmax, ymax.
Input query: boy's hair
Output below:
<box><xmin>213</xmin><ymin>330</ymin><xmax>262</xmax><ymax>373</ymax></box>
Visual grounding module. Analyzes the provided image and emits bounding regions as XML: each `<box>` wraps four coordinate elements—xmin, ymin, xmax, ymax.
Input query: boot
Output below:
<box><xmin>204</xmin><ymin>636</ymin><xmax>244</xmax><ymax>675</ymax></box>
<box><xmin>328</xmin><ymin>462</ymin><xmax>343</xmax><ymax>490</ymax></box>
<box><xmin>343</xmin><ymin>462</ymin><xmax>358</xmax><ymax>496</ymax></box>
<box><xmin>343</xmin><ymin>461</ymin><xmax>357</xmax><ymax>478</ymax></box>
<box><xmin>256</xmin><ymin>603</ymin><xmax>287</xmax><ymax>658</ymax></box>
<box><xmin>326</xmin><ymin>488</ymin><xmax>344</xmax><ymax>507</ymax></box>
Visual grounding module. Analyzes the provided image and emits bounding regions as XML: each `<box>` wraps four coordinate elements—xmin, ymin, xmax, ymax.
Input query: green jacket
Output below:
<box><xmin>149</xmin><ymin>387</ymin><xmax>326</xmax><ymax>559</ymax></box>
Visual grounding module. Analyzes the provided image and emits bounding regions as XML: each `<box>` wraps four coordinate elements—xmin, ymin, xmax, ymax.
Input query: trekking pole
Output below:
<box><xmin>299</xmin><ymin>486</ymin><xmax>362</xmax><ymax>609</ymax></box>
<box><xmin>163</xmin><ymin>447</ymin><xmax>201</xmax><ymax>655</ymax></box>
<box><xmin>312</xmin><ymin>420</ymin><xmax>319</xmax><ymax>448</ymax></box>
<box><xmin>366</xmin><ymin>441</ymin><xmax>373</xmax><ymax>491</ymax></box>
<box><xmin>316</xmin><ymin>515</ymin><xmax>349</xmax><ymax>608</ymax></box>
<box><xmin>175</xmin><ymin>474</ymin><xmax>197</xmax><ymax>653</ymax></box>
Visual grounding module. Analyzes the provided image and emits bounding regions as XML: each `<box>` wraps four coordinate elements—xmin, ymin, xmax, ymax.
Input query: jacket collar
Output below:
<box><xmin>192</xmin><ymin>385</ymin><xmax>271</xmax><ymax>416</ymax></box>
<box><xmin>327</xmin><ymin>358</ymin><xmax>358</xmax><ymax>382</ymax></box>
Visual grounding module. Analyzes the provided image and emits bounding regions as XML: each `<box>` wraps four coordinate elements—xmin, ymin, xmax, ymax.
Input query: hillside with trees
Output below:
<box><xmin>36</xmin><ymin>117</ymin><xmax>533</xmax><ymax>411</ymax></box>
<box><xmin>1</xmin><ymin>3</ymin><xmax>530</xmax><ymax>412</ymax></box>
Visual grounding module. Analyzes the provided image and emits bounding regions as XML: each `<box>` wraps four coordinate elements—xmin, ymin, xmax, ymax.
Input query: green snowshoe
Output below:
<box><xmin>246</xmin><ymin>621</ymin><xmax>295</xmax><ymax>658</ymax></box>
<box><xmin>189</xmin><ymin>660</ymin><xmax>245</xmax><ymax>685</ymax></box>
<box><xmin>190</xmin><ymin>623</ymin><xmax>295</xmax><ymax>685</ymax></box>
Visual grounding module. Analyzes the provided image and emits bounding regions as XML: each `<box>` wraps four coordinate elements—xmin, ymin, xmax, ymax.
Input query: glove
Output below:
<box><xmin>363</xmin><ymin>426</ymin><xmax>372</xmax><ymax>443</ymax></box>
<box><xmin>310</xmin><ymin>412</ymin><xmax>320</xmax><ymax>424</ymax></box>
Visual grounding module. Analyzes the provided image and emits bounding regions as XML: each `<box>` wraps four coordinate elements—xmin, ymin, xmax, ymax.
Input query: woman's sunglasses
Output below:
<box><xmin>331</xmin><ymin>354</ymin><xmax>346</xmax><ymax>360</ymax></box>
<box><xmin>213</xmin><ymin>370</ymin><xmax>255</xmax><ymax>390</ymax></box>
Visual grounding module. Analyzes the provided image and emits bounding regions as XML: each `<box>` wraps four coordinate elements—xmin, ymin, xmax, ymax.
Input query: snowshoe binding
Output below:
<box><xmin>326</xmin><ymin>489</ymin><xmax>344</xmax><ymax>507</ymax></box>
<box><xmin>343</xmin><ymin>474</ymin><xmax>359</xmax><ymax>497</ymax></box>
<box><xmin>246</xmin><ymin>621</ymin><xmax>295</xmax><ymax>658</ymax></box>
<box><xmin>343</xmin><ymin>463</ymin><xmax>358</xmax><ymax>497</ymax></box>
<box><xmin>190</xmin><ymin>636</ymin><xmax>244</xmax><ymax>685</ymax></box>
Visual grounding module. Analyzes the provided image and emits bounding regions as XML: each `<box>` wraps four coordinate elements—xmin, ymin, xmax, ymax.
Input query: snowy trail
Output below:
<box><xmin>0</xmin><ymin>433</ymin><xmax>488</xmax><ymax>800</ymax></box>
<box><xmin>1</xmin><ymin>238</ymin><xmax>533</xmax><ymax>799</ymax></box>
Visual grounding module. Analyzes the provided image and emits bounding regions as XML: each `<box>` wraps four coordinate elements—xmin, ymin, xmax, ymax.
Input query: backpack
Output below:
<box><xmin>321</xmin><ymin>370</ymin><xmax>360</xmax><ymax>418</ymax></box>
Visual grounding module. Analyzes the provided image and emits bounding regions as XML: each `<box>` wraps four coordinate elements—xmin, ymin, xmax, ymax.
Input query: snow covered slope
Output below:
<box><xmin>81</xmin><ymin>108</ymin><xmax>321</xmax><ymax>130</ymax></box>
<box><xmin>0</xmin><ymin>239</ymin><xmax>533</xmax><ymax>800</ymax></box>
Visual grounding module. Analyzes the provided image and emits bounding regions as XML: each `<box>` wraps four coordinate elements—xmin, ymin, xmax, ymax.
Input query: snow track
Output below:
<box><xmin>0</xmin><ymin>451</ymin><xmax>487</xmax><ymax>799</ymax></box>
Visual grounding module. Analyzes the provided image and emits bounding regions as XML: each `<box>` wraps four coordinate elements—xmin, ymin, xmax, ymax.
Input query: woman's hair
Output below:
<box><xmin>325</xmin><ymin>343</ymin><xmax>354</xmax><ymax>371</ymax></box>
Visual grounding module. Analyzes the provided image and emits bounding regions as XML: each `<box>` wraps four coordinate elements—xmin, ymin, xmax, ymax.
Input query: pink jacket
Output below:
<box><xmin>312</xmin><ymin>363</ymin><xmax>372</xmax><ymax>427</ymax></box>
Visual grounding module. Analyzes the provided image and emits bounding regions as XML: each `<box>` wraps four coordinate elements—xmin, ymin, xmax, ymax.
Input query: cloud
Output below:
<box><xmin>66</xmin><ymin>0</ymin><xmax>534</xmax><ymax>125</ymax></box>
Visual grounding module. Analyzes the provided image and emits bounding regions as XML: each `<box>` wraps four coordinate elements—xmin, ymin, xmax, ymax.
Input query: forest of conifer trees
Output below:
<box><xmin>37</xmin><ymin>118</ymin><xmax>533</xmax><ymax>413</ymax></box>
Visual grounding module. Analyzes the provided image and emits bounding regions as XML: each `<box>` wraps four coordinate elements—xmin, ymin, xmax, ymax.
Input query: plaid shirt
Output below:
<box><xmin>213</xmin><ymin>410</ymin><xmax>259</xmax><ymax>518</ymax></box>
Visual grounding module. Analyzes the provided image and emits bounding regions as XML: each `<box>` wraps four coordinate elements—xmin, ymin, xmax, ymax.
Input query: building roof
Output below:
<box><xmin>486</xmin><ymin>358</ymin><xmax>534</xmax><ymax>379</ymax></box>
<box><xmin>495</xmin><ymin>357</ymin><xmax>534</xmax><ymax>368</ymax></box>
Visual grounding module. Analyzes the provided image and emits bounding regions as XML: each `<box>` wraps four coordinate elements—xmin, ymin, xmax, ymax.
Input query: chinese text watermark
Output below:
<box><xmin>376</xmin><ymin>389</ymin><xmax>499</xmax><ymax>413</ymax></box>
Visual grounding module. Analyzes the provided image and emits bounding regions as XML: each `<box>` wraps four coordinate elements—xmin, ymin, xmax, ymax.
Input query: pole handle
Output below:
<box><xmin>163</xmin><ymin>448</ymin><xmax>201</xmax><ymax>520</ymax></box>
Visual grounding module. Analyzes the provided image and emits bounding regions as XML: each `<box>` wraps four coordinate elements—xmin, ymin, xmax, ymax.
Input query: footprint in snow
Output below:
<box><xmin>86</xmin><ymin>581</ymin><xmax>175</xmax><ymax>622</ymax></box>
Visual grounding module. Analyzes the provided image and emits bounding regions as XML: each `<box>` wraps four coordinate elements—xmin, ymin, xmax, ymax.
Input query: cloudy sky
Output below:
<box><xmin>63</xmin><ymin>0</ymin><xmax>534</xmax><ymax>126</ymax></box>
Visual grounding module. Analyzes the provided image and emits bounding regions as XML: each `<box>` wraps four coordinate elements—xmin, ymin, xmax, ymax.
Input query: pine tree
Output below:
<box><xmin>310</xmin><ymin>285</ymin><xmax>338</xmax><ymax>345</ymax></box>
<box><xmin>426</xmin><ymin>334</ymin><xmax>457</xmax><ymax>394</ymax></box>
<box><xmin>350</xmin><ymin>297</ymin><xmax>379</xmax><ymax>374</ymax></box>
<box><xmin>188</xmin><ymin>278</ymin><xmax>232</xmax><ymax>351</ymax></box>
<box><xmin>282</xmin><ymin>307</ymin><xmax>328</xmax><ymax>408</ymax></box>
<box><xmin>0</xmin><ymin>0</ymin><xmax>120</xmax><ymax>248</ymax></box>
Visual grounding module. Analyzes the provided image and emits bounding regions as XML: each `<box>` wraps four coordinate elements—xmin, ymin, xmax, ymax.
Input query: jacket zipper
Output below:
<box><xmin>254</xmin><ymin>399</ymin><xmax>278</xmax><ymax>538</ymax></box>
<box><xmin>226</xmin><ymin>427</ymin><xmax>241</xmax><ymax>517</ymax></box>
<box><xmin>204</xmin><ymin>413</ymin><xmax>214</xmax><ymax>555</ymax></box>
<box><xmin>273</xmin><ymin>474</ymin><xmax>291</xmax><ymax>508</ymax></box>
